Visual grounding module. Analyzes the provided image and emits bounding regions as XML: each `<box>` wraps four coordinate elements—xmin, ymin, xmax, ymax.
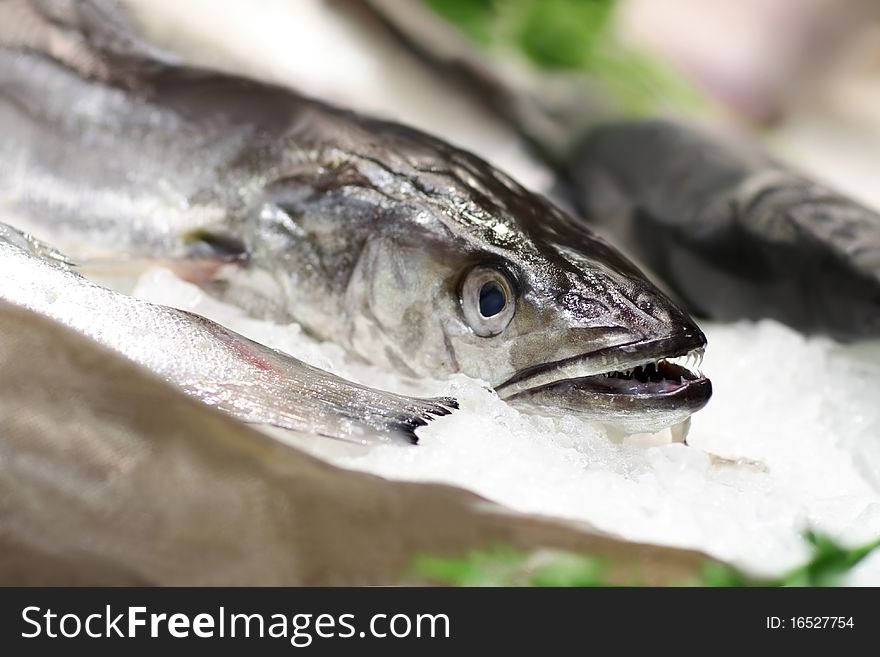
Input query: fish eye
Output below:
<box><xmin>461</xmin><ymin>265</ymin><xmax>517</xmax><ymax>337</ymax></box>
<box><xmin>479</xmin><ymin>281</ymin><xmax>506</xmax><ymax>317</ymax></box>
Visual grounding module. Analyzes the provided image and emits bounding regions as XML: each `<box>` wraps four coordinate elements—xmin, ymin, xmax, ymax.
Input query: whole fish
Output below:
<box><xmin>360</xmin><ymin>0</ymin><xmax>880</xmax><ymax>342</ymax></box>
<box><xmin>0</xmin><ymin>0</ymin><xmax>710</xmax><ymax>433</ymax></box>
<box><xmin>0</xmin><ymin>223</ymin><xmax>455</xmax><ymax>443</ymax></box>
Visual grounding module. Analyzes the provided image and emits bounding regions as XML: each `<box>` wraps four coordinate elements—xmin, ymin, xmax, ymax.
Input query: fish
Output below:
<box><xmin>0</xmin><ymin>0</ymin><xmax>711</xmax><ymax>433</ymax></box>
<box><xmin>0</xmin><ymin>298</ymin><xmax>712</xmax><ymax>585</ymax></box>
<box><xmin>358</xmin><ymin>0</ymin><xmax>880</xmax><ymax>342</ymax></box>
<box><xmin>0</xmin><ymin>222</ymin><xmax>455</xmax><ymax>443</ymax></box>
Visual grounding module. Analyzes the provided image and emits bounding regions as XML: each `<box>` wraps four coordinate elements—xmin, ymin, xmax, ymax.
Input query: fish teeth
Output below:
<box><xmin>604</xmin><ymin>350</ymin><xmax>704</xmax><ymax>380</ymax></box>
<box><xmin>656</xmin><ymin>349</ymin><xmax>706</xmax><ymax>375</ymax></box>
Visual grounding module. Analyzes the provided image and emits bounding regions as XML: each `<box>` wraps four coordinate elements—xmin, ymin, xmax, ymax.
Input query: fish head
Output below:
<box><xmin>342</xmin><ymin>140</ymin><xmax>711</xmax><ymax>433</ymax></box>
<box><xmin>263</xmin><ymin>122</ymin><xmax>711</xmax><ymax>433</ymax></box>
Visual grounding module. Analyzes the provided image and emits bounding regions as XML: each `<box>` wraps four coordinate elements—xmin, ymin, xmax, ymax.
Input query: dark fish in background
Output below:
<box><xmin>359</xmin><ymin>0</ymin><xmax>880</xmax><ymax>341</ymax></box>
<box><xmin>567</xmin><ymin>119</ymin><xmax>880</xmax><ymax>341</ymax></box>
<box><xmin>0</xmin><ymin>0</ymin><xmax>710</xmax><ymax>433</ymax></box>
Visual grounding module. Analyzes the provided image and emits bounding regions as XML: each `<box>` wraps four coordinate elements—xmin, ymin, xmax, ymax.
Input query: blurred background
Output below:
<box><xmin>129</xmin><ymin>0</ymin><xmax>880</xmax><ymax>208</ymax></box>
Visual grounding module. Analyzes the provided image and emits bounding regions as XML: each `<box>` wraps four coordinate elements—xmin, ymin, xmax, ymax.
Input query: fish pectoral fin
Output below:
<box><xmin>183</xmin><ymin>229</ymin><xmax>248</xmax><ymax>262</ymax></box>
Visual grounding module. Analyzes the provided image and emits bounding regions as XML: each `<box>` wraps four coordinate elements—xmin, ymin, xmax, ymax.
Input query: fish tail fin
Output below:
<box><xmin>194</xmin><ymin>318</ymin><xmax>458</xmax><ymax>445</ymax></box>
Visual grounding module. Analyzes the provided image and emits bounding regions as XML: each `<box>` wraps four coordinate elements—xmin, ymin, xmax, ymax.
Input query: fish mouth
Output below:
<box><xmin>496</xmin><ymin>335</ymin><xmax>711</xmax><ymax>411</ymax></box>
<box><xmin>556</xmin><ymin>354</ymin><xmax>709</xmax><ymax>399</ymax></box>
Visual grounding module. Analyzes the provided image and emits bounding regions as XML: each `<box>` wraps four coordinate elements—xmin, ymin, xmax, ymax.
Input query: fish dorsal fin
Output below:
<box><xmin>0</xmin><ymin>0</ymin><xmax>177</xmax><ymax>84</ymax></box>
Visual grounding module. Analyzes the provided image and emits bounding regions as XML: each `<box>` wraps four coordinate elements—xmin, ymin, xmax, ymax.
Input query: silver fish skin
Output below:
<box><xmin>0</xmin><ymin>223</ymin><xmax>455</xmax><ymax>443</ymax></box>
<box><xmin>0</xmin><ymin>0</ymin><xmax>710</xmax><ymax>432</ymax></box>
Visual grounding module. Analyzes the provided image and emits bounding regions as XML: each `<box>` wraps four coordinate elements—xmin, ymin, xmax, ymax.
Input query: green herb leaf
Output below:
<box><xmin>410</xmin><ymin>531</ymin><xmax>880</xmax><ymax>587</ymax></box>
<box><xmin>421</xmin><ymin>0</ymin><xmax>702</xmax><ymax>116</ymax></box>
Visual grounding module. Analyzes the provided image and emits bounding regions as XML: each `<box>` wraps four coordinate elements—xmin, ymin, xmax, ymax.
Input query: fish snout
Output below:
<box><xmin>557</xmin><ymin>291</ymin><xmax>609</xmax><ymax>319</ymax></box>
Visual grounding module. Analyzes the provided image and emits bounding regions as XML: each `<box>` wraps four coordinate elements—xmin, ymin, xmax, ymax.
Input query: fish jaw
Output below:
<box><xmin>498</xmin><ymin>331</ymin><xmax>712</xmax><ymax>434</ymax></box>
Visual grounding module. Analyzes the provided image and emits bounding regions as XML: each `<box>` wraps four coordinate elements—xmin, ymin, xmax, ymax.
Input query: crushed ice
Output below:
<box><xmin>134</xmin><ymin>267</ymin><xmax>880</xmax><ymax>583</ymax></box>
